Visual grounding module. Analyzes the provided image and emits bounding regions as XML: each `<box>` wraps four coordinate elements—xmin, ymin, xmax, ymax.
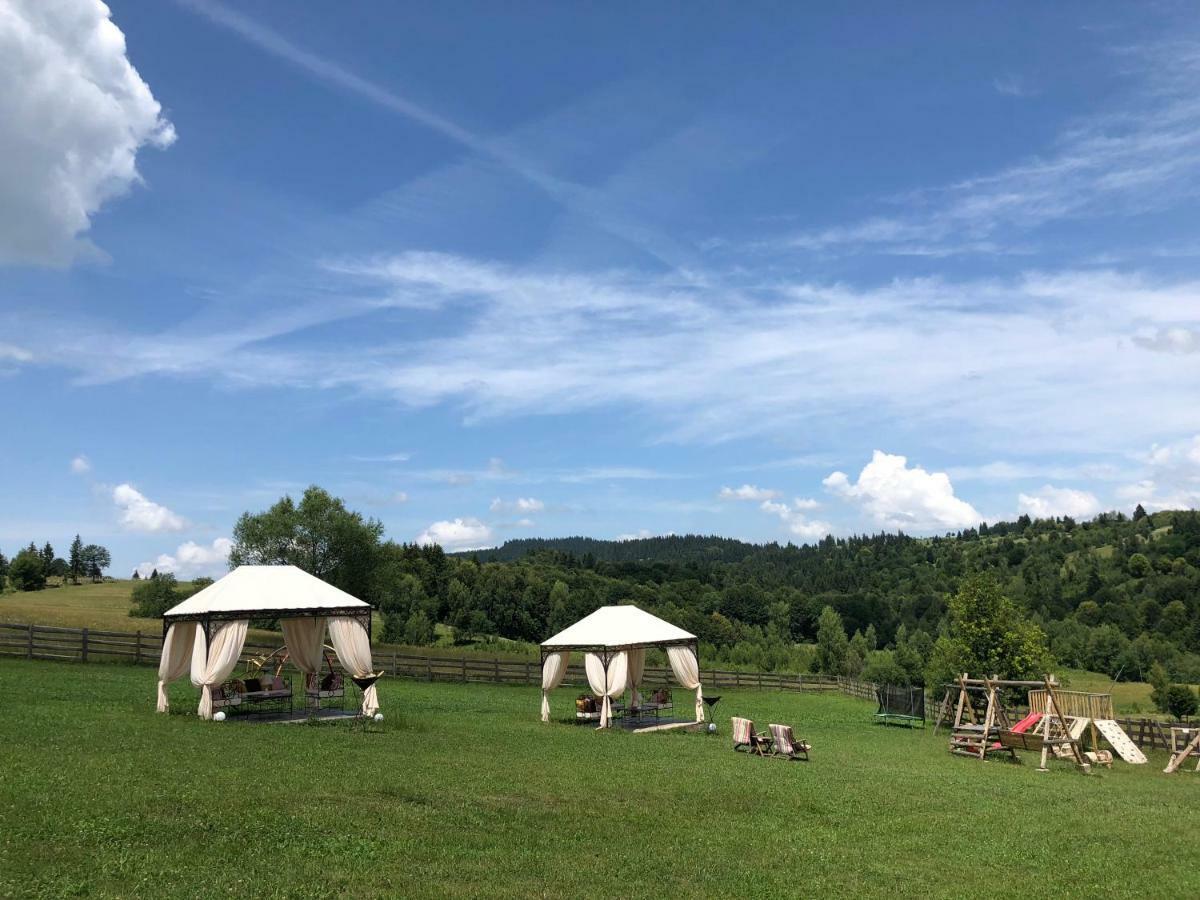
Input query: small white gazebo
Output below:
<box><xmin>539</xmin><ymin>605</ymin><xmax>704</xmax><ymax>728</ymax></box>
<box><xmin>157</xmin><ymin>565</ymin><xmax>381</xmax><ymax>719</ymax></box>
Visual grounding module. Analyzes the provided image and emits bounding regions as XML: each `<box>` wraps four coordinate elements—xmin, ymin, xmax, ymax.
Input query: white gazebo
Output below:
<box><xmin>539</xmin><ymin>605</ymin><xmax>704</xmax><ymax>728</ymax></box>
<box><xmin>157</xmin><ymin>565</ymin><xmax>381</xmax><ymax>719</ymax></box>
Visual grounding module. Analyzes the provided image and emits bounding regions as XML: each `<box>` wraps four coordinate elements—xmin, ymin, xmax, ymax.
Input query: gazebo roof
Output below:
<box><xmin>541</xmin><ymin>604</ymin><xmax>695</xmax><ymax>651</ymax></box>
<box><xmin>162</xmin><ymin>565</ymin><xmax>370</xmax><ymax>621</ymax></box>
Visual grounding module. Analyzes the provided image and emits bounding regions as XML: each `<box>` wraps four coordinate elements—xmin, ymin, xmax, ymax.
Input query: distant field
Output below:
<box><xmin>0</xmin><ymin>579</ymin><xmax>538</xmax><ymax>660</ymax></box>
<box><xmin>0</xmin><ymin>658</ymin><xmax>1195</xmax><ymax>898</ymax></box>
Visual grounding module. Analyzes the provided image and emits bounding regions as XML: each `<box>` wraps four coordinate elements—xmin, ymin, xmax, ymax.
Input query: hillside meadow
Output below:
<box><xmin>0</xmin><ymin>658</ymin><xmax>1196</xmax><ymax>898</ymax></box>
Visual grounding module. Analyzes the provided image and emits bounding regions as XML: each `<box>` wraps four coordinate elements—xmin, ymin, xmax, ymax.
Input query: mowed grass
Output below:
<box><xmin>0</xmin><ymin>661</ymin><xmax>1196</xmax><ymax>898</ymax></box>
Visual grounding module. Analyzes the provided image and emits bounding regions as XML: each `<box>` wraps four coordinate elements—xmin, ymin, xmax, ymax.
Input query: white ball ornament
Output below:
<box><xmin>707</xmin><ymin>723</ymin><xmax>717</xmax><ymax>733</ymax></box>
<box><xmin>373</xmin><ymin>713</ymin><xmax>384</xmax><ymax>722</ymax></box>
<box><xmin>213</xmin><ymin>711</ymin><xmax>226</xmax><ymax>722</ymax></box>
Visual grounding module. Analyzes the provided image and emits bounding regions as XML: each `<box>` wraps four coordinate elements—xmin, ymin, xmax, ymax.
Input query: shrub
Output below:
<box><xmin>403</xmin><ymin>609</ymin><xmax>436</xmax><ymax>646</ymax></box>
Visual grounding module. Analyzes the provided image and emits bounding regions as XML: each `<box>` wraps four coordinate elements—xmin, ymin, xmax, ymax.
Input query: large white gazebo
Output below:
<box><xmin>157</xmin><ymin>565</ymin><xmax>380</xmax><ymax>719</ymax></box>
<box><xmin>539</xmin><ymin>605</ymin><xmax>704</xmax><ymax>728</ymax></box>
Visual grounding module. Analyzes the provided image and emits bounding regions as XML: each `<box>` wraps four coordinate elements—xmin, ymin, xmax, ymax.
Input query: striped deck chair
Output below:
<box><xmin>731</xmin><ymin>717</ymin><xmax>772</xmax><ymax>755</ymax></box>
<box><xmin>768</xmin><ymin>723</ymin><xmax>811</xmax><ymax>761</ymax></box>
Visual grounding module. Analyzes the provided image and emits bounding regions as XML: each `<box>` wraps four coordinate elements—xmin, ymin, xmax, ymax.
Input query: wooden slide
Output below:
<box><xmin>1093</xmin><ymin>719</ymin><xmax>1148</xmax><ymax>764</ymax></box>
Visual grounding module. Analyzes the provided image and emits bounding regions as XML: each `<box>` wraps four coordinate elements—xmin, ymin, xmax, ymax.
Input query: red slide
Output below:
<box><xmin>990</xmin><ymin>712</ymin><xmax>1042</xmax><ymax>749</ymax></box>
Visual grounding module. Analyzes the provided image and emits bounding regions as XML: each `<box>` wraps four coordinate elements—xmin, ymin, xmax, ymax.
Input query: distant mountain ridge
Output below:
<box><xmin>456</xmin><ymin>534</ymin><xmax>765</xmax><ymax>564</ymax></box>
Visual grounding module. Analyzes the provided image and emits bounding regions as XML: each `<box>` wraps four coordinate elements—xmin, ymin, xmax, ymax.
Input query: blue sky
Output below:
<box><xmin>2</xmin><ymin>1</ymin><xmax>1200</xmax><ymax>577</ymax></box>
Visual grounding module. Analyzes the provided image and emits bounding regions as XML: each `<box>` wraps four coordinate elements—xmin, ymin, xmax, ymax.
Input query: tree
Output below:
<box><xmin>40</xmin><ymin>542</ymin><xmax>55</xmax><ymax>574</ymax></box>
<box><xmin>0</xmin><ymin>548</ymin><xmax>8</xmax><ymax>588</ymax></box>
<box><xmin>132</xmin><ymin>570</ymin><xmax>141</xmax><ymax>580</ymax></box>
<box><xmin>9</xmin><ymin>547</ymin><xmax>47</xmax><ymax>591</ymax></box>
<box><xmin>130</xmin><ymin>574</ymin><xmax>182</xmax><ymax>618</ymax></box>
<box><xmin>49</xmin><ymin>558</ymin><xmax>69</xmax><ymax>578</ymax></box>
<box><xmin>1149</xmin><ymin>661</ymin><xmax>1171</xmax><ymax>711</ymax></box>
<box><xmin>1133</xmin><ymin>503</ymin><xmax>1148</xmax><ymax>521</ymax></box>
<box><xmin>403</xmin><ymin>609</ymin><xmax>436</xmax><ymax>646</ymax></box>
<box><xmin>230</xmin><ymin>486</ymin><xmax>383</xmax><ymax>603</ymax></box>
<box><xmin>80</xmin><ymin>545</ymin><xmax>111</xmax><ymax>582</ymax></box>
<box><xmin>1127</xmin><ymin>553</ymin><xmax>1151</xmax><ymax>578</ymax></box>
<box><xmin>1162</xmin><ymin>684</ymin><xmax>1199</xmax><ymax>720</ymax></box>
<box><xmin>926</xmin><ymin>574</ymin><xmax>1052</xmax><ymax>687</ymax></box>
<box><xmin>815</xmin><ymin>606</ymin><xmax>849</xmax><ymax>676</ymax></box>
<box><xmin>68</xmin><ymin>535</ymin><xmax>84</xmax><ymax>584</ymax></box>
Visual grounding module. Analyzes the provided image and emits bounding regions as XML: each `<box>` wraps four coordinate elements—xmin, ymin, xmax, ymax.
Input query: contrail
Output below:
<box><xmin>176</xmin><ymin>0</ymin><xmax>694</xmax><ymax>269</ymax></box>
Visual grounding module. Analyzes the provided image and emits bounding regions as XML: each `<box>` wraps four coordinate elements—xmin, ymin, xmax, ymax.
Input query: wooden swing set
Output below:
<box><xmin>938</xmin><ymin>673</ymin><xmax>1092</xmax><ymax>773</ymax></box>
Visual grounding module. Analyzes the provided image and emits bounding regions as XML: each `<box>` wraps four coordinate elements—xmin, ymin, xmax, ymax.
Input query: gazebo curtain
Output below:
<box><xmin>541</xmin><ymin>651</ymin><xmax>570</xmax><ymax>722</ymax></box>
<box><xmin>627</xmin><ymin>647</ymin><xmax>646</xmax><ymax>708</ymax></box>
<box><xmin>667</xmin><ymin>646</ymin><xmax>704</xmax><ymax>722</ymax></box>
<box><xmin>191</xmin><ymin>620</ymin><xmax>249</xmax><ymax>720</ymax></box>
<box><xmin>328</xmin><ymin>616</ymin><xmax>379</xmax><ymax>716</ymax></box>
<box><xmin>281</xmin><ymin>617</ymin><xmax>326</xmax><ymax>674</ymax></box>
<box><xmin>156</xmin><ymin>622</ymin><xmax>197</xmax><ymax>713</ymax></box>
<box><xmin>585</xmin><ymin>652</ymin><xmax>629</xmax><ymax>728</ymax></box>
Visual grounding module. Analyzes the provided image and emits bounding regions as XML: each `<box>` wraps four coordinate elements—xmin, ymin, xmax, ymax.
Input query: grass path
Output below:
<box><xmin>0</xmin><ymin>659</ymin><xmax>1195</xmax><ymax>898</ymax></box>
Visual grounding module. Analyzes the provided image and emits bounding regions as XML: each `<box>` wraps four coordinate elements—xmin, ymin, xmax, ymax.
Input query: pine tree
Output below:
<box><xmin>1133</xmin><ymin>503</ymin><xmax>1148</xmax><ymax>521</ymax></box>
<box><xmin>68</xmin><ymin>535</ymin><xmax>84</xmax><ymax>584</ymax></box>
<box><xmin>40</xmin><ymin>542</ymin><xmax>55</xmax><ymax>572</ymax></box>
<box><xmin>132</xmin><ymin>570</ymin><xmax>141</xmax><ymax>580</ymax></box>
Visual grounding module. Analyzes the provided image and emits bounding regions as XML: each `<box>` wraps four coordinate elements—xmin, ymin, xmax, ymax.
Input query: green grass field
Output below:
<box><xmin>0</xmin><ymin>660</ymin><xmax>1195</xmax><ymax>898</ymax></box>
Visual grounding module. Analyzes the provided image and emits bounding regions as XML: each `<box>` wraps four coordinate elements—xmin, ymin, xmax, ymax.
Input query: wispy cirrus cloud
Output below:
<box><xmin>782</xmin><ymin>41</ymin><xmax>1200</xmax><ymax>257</ymax></box>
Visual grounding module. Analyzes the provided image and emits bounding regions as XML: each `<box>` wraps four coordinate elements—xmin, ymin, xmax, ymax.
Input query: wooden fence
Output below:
<box><xmin>0</xmin><ymin>621</ymin><xmax>858</xmax><ymax>695</ymax></box>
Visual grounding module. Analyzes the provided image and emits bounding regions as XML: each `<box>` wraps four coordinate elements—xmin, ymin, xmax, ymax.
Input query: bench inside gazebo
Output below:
<box><xmin>156</xmin><ymin>565</ymin><xmax>383</xmax><ymax>722</ymax></box>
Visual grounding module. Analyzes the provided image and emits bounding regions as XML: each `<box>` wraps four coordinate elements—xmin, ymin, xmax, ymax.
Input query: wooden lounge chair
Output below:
<box><xmin>768</xmin><ymin>723</ymin><xmax>811</xmax><ymax>761</ymax></box>
<box><xmin>731</xmin><ymin>717</ymin><xmax>773</xmax><ymax>756</ymax></box>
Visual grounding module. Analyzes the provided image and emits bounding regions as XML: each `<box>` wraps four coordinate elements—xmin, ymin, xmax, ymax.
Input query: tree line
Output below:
<box><xmin>218</xmin><ymin>488</ymin><xmax>1200</xmax><ymax>702</ymax></box>
<box><xmin>0</xmin><ymin>535</ymin><xmax>111</xmax><ymax>592</ymax></box>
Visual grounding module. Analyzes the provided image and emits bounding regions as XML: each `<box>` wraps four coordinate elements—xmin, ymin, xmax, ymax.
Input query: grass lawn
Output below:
<box><xmin>0</xmin><ymin>660</ymin><xmax>1196</xmax><ymax>898</ymax></box>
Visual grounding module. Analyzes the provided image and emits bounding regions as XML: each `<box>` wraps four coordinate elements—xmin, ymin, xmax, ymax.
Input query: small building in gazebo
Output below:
<box><xmin>157</xmin><ymin>565</ymin><xmax>381</xmax><ymax>720</ymax></box>
<box><xmin>540</xmin><ymin>605</ymin><xmax>704</xmax><ymax>729</ymax></box>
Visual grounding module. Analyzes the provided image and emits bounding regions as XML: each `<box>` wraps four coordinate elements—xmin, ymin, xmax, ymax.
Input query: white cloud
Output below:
<box><xmin>1133</xmin><ymin>327</ymin><xmax>1200</xmax><ymax>355</ymax></box>
<box><xmin>719</xmin><ymin>484</ymin><xmax>780</xmax><ymax>501</ymax></box>
<box><xmin>1017</xmin><ymin>485</ymin><xmax>1102</xmax><ymax>519</ymax></box>
<box><xmin>349</xmin><ymin>452</ymin><xmax>411</xmax><ymax>463</ymax></box>
<box><xmin>137</xmin><ymin>537</ymin><xmax>232</xmax><ymax>580</ymax></box>
<box><xmin>824</xmin><ymin>450</ymin><xmax>980</xmax><ymax>531</ymax></box>
<box><xmin>0</xmin><ymin>343</ymin><xmax>33</xmax><ymax>363</ymax></box>
<box><xmin>1117</xmin><ymin>434</ymin><xmax>1200</xmax><ymax>511</ymax></box>
<box><xmin>415</xmin><ymin>517</ymin><xmax>493</xmax><ymax>551</ymax></box>
<box><xmin>791</xmin><ymin>497</ymin><xmax>821</xmax><ymax>510</ymax></box>
<box><xmin>616</xmin><ymin>529</ymin><xmax>675</xmax><ymax>541</ymax></box>
<box><xmin>490</xmin><ymin>496</ymin><xmax>544</xmax><ymax>513</ymax></box>
<box><xmin>112</xmin><ymin>483</ymin><xmax>186</xmax><ymax>532</ymax></box>
<box><xmin>0</xmin><ymin>0</ymin><xmax>175</xmax><ymax>266</ymax></box>
<box><xmin>70</xmin><ymin>455</ymin><xmax>91</xmax><ymax>475</ymax></box>
<box><xmin>759</xmin><ymin>498</ymin><xmax>832</xmax><ymax>542</ymax></box>
<box><xmin>992</xmin><ymin>74</ymin><xmax>1036</xmax><ymax>98</ymax></box>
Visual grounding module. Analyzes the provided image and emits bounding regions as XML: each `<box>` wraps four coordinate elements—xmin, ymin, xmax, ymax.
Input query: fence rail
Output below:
<box><xmin>0</xmin><ymin>621</ymin><xmax>870</xmax><ymax>698</ymax></box>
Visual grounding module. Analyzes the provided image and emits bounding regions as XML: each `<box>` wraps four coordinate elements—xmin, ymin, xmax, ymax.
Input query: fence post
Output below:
<box><xmin>427</xmin><ymin>656</ymin><xmax>432</xmax><ymax>681</ymax></box>
<box><xmin>27</xmin><ymin>623</ymin><xmax>34</xmax><ymax>660</ymax></box>
<box><xmin>494</xmin><ymin>658</ymin><xmax>500</xmax><ymax>683</ymax></box>
<box><xmin>135</xmin><ymin>631</ymin><xmax>142</xmax><ymax>665</ymax></box>
<box><xmin>461</xmin><ymin>657</ymin><xmax>467</xmax><ymax>683</ymax></box>
<box><xmin>392</xmin><ymin>649</ymin><xmax>397</xmax><ymax>676</ymax></box>
<box><xmin>81</xmin><ymin>627</ymin><xmax>88</xmax><ymax>663</ymax></box>
<box><xmin>526</xmin><ymin>660</ymin><xmax>531</xmax><ymax>684</ymax></box>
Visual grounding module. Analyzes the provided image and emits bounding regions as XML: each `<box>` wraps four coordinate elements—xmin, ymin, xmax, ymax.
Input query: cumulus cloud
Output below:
<box><xmin>0</xmin><ymin>0</ymin><xmax>176</xmax><ymax>266</ymax></box>
<box><xmin>0</xmin><ymin>343</ymin><xmax>32</xmax><ymax>362</ymax></box>
<box><xmin>70</xmin><ymin>455</ymin><xmax>91</xmax><ymax>475</ymax></box>
<box><xmin>137</xmin><ymin>537</ymin><xmax>232</xmax><ymax>580</ymax></box>
<box><xmin>824</xmin><ymin>450</ymin><xmax>980</xmax><ymax>531</ymax></box>
<box><xmin>489</xmin><ymin>496</ymin><xmax>544</xmax><ymax>513</ymax></box>
<box><xmin>760</xmin><ymin>498</ymin><xmax>831</xmax><ymax>542</ymax></box>
<box><xmin>1017</xmin><ymin>485</ymin><xmax>1102</xmax><ymax>519</ymax></box>
<box><xmin>416</xmin><ymin>517</ymin><xmax>493</xmax><ymax>551</ymax></box>
<box><xmin>616</xmin><ymin>529</ymin><xmax>675</xmax><ymax>541</ymax></box>
<box><xmin>718</xmin><ymin>484</ymin><xmax>780</xmax><ymax>501</ymax></box>
<box><xmin>1117</xmin><ymin>434</ymin><xmax>1200</xmax><ymax>511</ymax></box>
<box><xmin>112</xmin><ymin>483</ymin><xmax>186</xmax><ymax>532</ymax></box>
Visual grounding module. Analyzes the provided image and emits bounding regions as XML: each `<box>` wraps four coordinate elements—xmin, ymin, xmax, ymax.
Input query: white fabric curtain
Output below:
<box><xmin>328</xmin><ymin>616</ymin><xmax>379</xmax><ymax>716</ymax></box>
<box><xmin>156</xmin><ymin>622</ymin><xmax>197</xmax><ymax>713</ymax></box>
<box><xmin>585</xmin><ymin>651</ymin><xmax>629</xmax><ymax>727</ymax></box>
<box><xmin>281</xmin><ymin>617</ymin><xmax>326</xmax><ymax>673</ymax></box>
<box><xmin>667</xmin><ymin>645</ymin><xmax>704</xmax><ymax>722</ymax></box>
<box><xmin>627</xmin><ymin>647</ymin><xmax>646</xmax><ymax>708</ymax></box>
<box><xmin>190</xmin><ymin>620</ymin><xmax>249</xmax><ymax>720</ymax></box>
<box><xmin>540</xmin><ymin>651</ymin><xmax>570</xmax><ymax>722</ymax></box>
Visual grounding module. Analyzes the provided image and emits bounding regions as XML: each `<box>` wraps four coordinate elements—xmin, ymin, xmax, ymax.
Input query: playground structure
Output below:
<box><xmin>1164</xmin><ymin>726</ymin><xmax>1200</xmax><ymax>774</ymax></box>
<box><xmin>938</xmin><ymin>674</ymin><xmax>1148</xmax><ymax>773</ymax></box>
<box><xmin>874</xmin><ymin>684</ymin><xmax>925</xmax><ymax>728</ymax></box>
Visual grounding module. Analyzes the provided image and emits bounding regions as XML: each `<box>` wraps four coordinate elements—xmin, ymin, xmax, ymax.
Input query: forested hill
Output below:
<box><xmin>463</xmin><ymin>534</ymin><xmax>761</xmax><ymax>565</ymax></box>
